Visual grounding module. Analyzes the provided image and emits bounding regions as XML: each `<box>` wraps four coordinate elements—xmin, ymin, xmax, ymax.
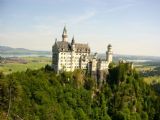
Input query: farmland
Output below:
<box><xmin>0</xmin><ymin>56</ymin><xmax>51</xmax><ymax>74</ymax></box>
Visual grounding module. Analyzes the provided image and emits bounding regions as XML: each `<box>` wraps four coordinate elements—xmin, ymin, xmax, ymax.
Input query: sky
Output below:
<box><xmin>0</xmin><ymin>0</ymin><xmax>160</xmax><ymax>56</ymax></box>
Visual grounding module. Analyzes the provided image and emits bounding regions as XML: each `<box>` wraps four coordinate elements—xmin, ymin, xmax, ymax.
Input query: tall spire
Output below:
<box><xmin>71</xmin><ymin>35</ymin><xmax>75</xmax><ymax>45</ymax></box>
<box><xmin>55</xmin><ymin>38</ymin><xmax>57</xmax><ymax>44</ymax></box>
<box><xmin>62</xmin><ymin>26</ymin><xmax>68</xmax><ymax>42</ymax></box>
<box><xmin>63</xmin><ymin>26</ymin><xmax>67</xmax><ymax>35</ymax></box>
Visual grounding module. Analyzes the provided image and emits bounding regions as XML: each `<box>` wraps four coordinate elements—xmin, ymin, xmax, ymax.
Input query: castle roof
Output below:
<box><xmin>56</xmin><ymin>41</ymin><xmax>71</xmax><ymax>52</ymax></box>
<box><xmin>55</xmin><ymin>41</ymin><xmax>90</xmax><ymax>53</ymax></box>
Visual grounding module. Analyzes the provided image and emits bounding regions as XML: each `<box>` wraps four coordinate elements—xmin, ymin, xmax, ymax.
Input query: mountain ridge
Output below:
<box><xmin>0</xmin><ymin>46</ymin><xmax>51</xmax><ymax>57</ymax></box>
<box><xmin>0</xmin><ymin>46</ymin><xmax>160</xmax><ymax>61</ymax></box>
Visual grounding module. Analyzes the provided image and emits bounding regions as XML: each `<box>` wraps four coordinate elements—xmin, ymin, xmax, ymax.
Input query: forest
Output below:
<box><xmin>0</xmin><ymin>63</ymin><xmax>160</xmax><ymax>120</ymax></box>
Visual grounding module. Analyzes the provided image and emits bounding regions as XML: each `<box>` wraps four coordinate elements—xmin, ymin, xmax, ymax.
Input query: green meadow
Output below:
<box><xmin>0</xmin><ymin>57</ymin><xmax>51</xmax><ymax>74</ymax></box>
<box><xmin>144</xmin><ymin>76</ymin><xmax>160</xmax><ymax>84</ymax></box>
<box><xmin>135</xmin><ymin>65</ymin><xmax>160</xmax><ymax>84</ymax></box>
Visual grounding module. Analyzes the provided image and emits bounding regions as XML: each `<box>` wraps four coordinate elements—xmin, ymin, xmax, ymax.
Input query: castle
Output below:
<box><xmin>52</xmin><ymin>26</ymin><xmax>113</xmax><ymax>82</ymax></box>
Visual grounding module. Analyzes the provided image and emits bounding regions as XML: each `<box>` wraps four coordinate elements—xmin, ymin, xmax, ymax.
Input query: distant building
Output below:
<box><xmin>52</xmin><ymin>26</ymin><xmax>113</xmax><ymax>82</ymax></box>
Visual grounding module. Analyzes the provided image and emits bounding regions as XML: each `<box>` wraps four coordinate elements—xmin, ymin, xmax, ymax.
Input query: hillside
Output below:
<box><xmin>0</xmin><ymin>63</ymin><xmax>160</xmax><ymax>120</ymax></box>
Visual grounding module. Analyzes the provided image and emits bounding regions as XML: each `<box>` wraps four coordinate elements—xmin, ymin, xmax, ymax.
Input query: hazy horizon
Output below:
<box><xmin>0</xmin><ymin>0</ymin><xmax>160</xmax><ymax>56</ymax></box>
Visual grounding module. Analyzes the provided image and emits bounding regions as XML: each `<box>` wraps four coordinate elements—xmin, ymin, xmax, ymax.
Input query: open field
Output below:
<box><xmin>144</xmin><ymin>76</ymin><xmax>160</xmax><ymax>84</ymax></box>
<box><xmin>136</xmin><ymin>65</ymin><xmax>160</xmax><ymax>85</ymax></box>
<box><xmin>0</xmin><ymin>56</ymin><xmax>51</xmax><ymax>74</ymax></box>
<box><xmin>135</xmin><ymin>66</ymin><xmax>156</xmax><ymax>71</ymax></box>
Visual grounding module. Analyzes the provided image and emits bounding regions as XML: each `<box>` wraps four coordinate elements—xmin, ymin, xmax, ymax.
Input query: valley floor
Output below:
<box><xmin>0</xmin><ymin>56</ymin><xmax>51</xmax><ymax>74</ymax></box>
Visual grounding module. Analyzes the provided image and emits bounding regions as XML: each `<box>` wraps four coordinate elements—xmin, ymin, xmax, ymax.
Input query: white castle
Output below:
<box><xmin>52</xmin><ymin>26</ymin><xmax>113</xmax><ymax>80</ymax></box>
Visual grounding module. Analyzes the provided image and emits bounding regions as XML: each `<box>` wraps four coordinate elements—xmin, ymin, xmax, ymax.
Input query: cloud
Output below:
<box><xmin>60</xmin><ymin>1</ymin><xmax>134</xmax><ymax>25</ymax></box>
<box><xmin>105</xmin><ymin>3</ymin><xmax>134</xmax><ymax>13</ymax></box>
<box><xmin>61</xmin><ymin>11</ymin><xmax>96</xmax><ymax>25</ymax></box>
<box><xmin>72</xmin><ymin>11</ymin><xmax>96</xmax><ymax>24</ymax></box>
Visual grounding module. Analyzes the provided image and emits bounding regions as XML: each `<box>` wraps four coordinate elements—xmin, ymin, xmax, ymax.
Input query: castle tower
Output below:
<box><xmin>71</xmin><ymin>36</ymin><xmax>76</xmax><ymax>71</ymax></box>
<box><xmin>52</xmin><ymin>38</ymin><xmax>58</xmax><ymax>72</ymax></box>
<box><xmin>106</xmin><ymin>44</ymin><xmax>113</xmax><ymax>63</ymax></box>
<box><xmin>62</xmin><ymin>26</ymin><xmax>68</xmax><ymax>42</ymax></box>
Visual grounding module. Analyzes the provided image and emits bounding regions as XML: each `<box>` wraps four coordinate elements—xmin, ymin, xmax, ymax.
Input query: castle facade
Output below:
<box><xmin>52</xmin><ymin>27</ymin><xmax>113</xmax><ymax>79</ymax></box>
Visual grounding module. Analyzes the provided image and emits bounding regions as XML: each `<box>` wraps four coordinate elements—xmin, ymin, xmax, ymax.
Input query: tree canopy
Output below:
<box><xmin>0</xmin><ymin>63</ymin><xmax>160</xmax><ymax>120</ymax></box>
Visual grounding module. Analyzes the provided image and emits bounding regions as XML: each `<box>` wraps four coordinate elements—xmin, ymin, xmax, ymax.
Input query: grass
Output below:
<box><xmin>143</xmin><ymin>76</ymin><xmax>160</xmax><ymax>84</ymax></box>
<box><xmin>135</xmin><ymin>65</ymin><xmax>160</xmax><ymax>84</ymax></box>
<box><xmin>135</xmin><ymin>66</ymin><xmax>156</xmax><ymax>72</ymax></box>
<box><xmin>0</xmin><ymin>57</ymin><xmax>51</xmax><ymax>74</ymax></box>
<box><xmin>22</xmin><ymin>56</ymin><xmax>51</xmax><ymax>61</ymax></box>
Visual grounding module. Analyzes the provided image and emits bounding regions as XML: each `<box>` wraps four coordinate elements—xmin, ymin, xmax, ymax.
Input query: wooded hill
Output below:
<box><xmin>0</xmin><ymin>63</ymin><xmax>160</xmax><ymax>120</ymax></box>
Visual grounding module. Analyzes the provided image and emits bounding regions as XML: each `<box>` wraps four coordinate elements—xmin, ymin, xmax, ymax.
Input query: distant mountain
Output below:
<box><xmin>0</xmin><ymin>46</ymin><xmax>51</xmax><ymax>57</ymax></box>
<box><xmin>97</xmin><ymin>53</ymin><xmax>160</xmax><ymax>64</ymax></box>
<box><xmin>0</xmin><ymin>46</ymin><xmax>34</xmax><ymax>52</ymax></box>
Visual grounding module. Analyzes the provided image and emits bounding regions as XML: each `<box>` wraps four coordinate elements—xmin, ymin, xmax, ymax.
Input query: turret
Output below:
<box><xmin>62</xmin><ymin>26</ymin><xmax>68</xmax><ymax>42</ymax></box>
<box><xmin>71</xmin><ymin>36</ymin><xmax>75</xmax><ymax>51</ymax></box>
<box><xmin>106</xmin><ymin>44</ymin><xmax>113</xmax><ymax>63</ymax></box>
<box><xmin>55</xmin><ymin>38</ymin><xmax>57</xmax><ymax>44</ymax></box>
